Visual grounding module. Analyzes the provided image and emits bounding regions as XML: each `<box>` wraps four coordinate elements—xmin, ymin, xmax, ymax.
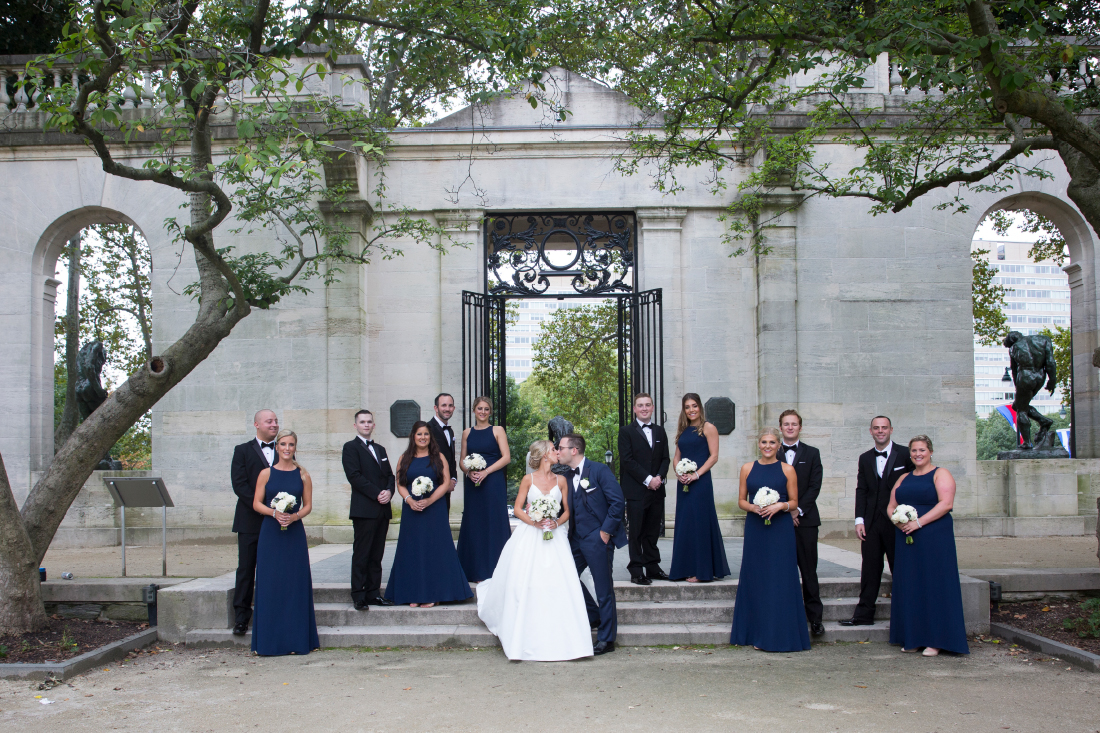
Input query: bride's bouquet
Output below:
<box><xmin>270</xmin><ymin>492</ymin><xmax>297</xmax><ymax>531</ymax></box>
<box><xmin>410</xmin><ymin>476</ymin><xmax>434</xmax><ymax>498</ymax></box>
<box><xmin>675</xmin><ymin>458</ymin><xmax>698</xmax><ymax>492</ymax></box>
<box><xmin>463</xmin><ymin>453</ymin><xmax>487</xmax><ymax>485</ymax></box>
<box><xmin>753</xmin><ymin>487</ymin><xmax>780</xmax><ymax>525</ymax></box>
<box><xmin>891</xmin><ymin>504</ymin><xmax>919</xmax><ymax>544</ymax></box>
<box><xmin>527</xmin><ymin>495</ymin><xmax>561</xmax><ymax>540</ymax></box>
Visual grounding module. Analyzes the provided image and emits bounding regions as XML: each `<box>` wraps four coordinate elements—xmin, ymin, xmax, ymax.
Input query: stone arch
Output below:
<box><xmin>29</xmin><ymin>207</ymin><xmax>151</xmax><ymax>479</ymax></box>
<box><xmin>971</xmin><ymin>191</ymin><xmax>1099</xmax><ymax>458</ymax></box>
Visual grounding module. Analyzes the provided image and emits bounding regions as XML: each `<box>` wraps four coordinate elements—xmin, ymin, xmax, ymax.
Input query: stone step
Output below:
<box><xmin>822</xmin><ymin>597</ymin><xmax>890</xmax><ymax>621</ymax></box>
<box><xmin>187</xmin><ymin>619</ymin><xmax>891</xmax><ymax>649</ymax></box>
<box><xmin>314</xmin><ymin>602</ymin><xmax>479</xmax><ymax>627</ymax></box>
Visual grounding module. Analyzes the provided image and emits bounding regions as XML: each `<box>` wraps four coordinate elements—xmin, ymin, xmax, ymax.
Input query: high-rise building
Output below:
<box><xmin>973</xmin><ymin>239</ymin><xmax>1069</xmax><ymax>416</ymax></box>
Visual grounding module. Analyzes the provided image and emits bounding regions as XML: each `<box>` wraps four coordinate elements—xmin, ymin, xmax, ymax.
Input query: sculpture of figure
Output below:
<box><xmin>1003</xmin><ymin>331</ymin><xmax>1057</xmax><ymax>450</ymax></box>
<box><xmin>75</xmin><ymin>341</ymin><xmax>109</xmax><ymax>420</ymax></box>
<box><xmin>547</xmin><ymin>416</ymin><xmax>575</xmax><ymax>476</ymax></box>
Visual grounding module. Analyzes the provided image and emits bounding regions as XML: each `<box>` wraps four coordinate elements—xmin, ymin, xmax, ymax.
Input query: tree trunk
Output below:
<box><xmin>54</xmin><ymin>235</ymin><xmax>81</xmax><ymax>450</ymax></box>
<box><xmin>0</xmin><ymin>451</ymin><xmax>49</xmax><ymax>633</ymax></box>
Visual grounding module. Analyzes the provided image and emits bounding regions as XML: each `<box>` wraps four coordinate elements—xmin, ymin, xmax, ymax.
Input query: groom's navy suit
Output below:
<box><xmin>568</xmin><ymin>457</ymin><xmax>627</xmax><ymax>645</ymax></box>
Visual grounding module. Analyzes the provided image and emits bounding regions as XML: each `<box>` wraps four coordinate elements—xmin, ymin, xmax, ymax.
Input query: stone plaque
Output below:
<box><xmin>390</xmin><ymin>400</ymin><xmax>421</xmax><ymax>438</ymax></box>
<box><xmin>706</xmin><ymin>397</ymin><xmax>736</xmax><ymax>435</ymax></box>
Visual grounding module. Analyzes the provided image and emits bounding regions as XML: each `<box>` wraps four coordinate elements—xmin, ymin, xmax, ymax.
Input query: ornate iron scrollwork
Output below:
<box><xmin>485</xmin><ymin>212</ymin><xmax>636</xmax><ymax>296</ymax></box>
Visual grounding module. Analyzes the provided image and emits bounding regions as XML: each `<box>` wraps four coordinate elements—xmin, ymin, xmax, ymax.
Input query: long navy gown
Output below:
<box><xmin>890</xmin><ymin>468</ymin><xmax>969</xmax><ymax>654</ymax></box>
<box><xmin>669</xmin><ymin>425</ymin><xmax>730</xmax><ymax>581</ymax></box>
<box><xmin>385</xmin><ymin>456</ymin><xmax>473</xmax><ymax>605</ymax></box>
<box><xmin>730</xmin><ymin>460</ymin><xmax>811</xmax><ymax>651</ymax></box>
<box><xmin>251</xmin><ymin>467</ymin><xmax>320</xmax><ymax>656</ymax></box>
<box><xmin>456</xmin><ymin>426</ymin><xmax>511</xmax><ymax>581</ymax></box>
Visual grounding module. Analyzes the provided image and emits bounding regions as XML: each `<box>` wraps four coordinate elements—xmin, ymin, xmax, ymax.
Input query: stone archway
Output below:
<box><xmin>973</xmin><ymin>191</ymin><xmax>1100</xmax><ymax>458</ymax></box>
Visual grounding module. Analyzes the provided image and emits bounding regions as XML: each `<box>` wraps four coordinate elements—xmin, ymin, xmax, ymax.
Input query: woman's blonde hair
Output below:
<box><xmin>908</xmin><ymin>434</ymin><xmax>934</xmax><ymax>452</ymax></box>
<box><xmin>528</xmin><ymin>439</ymin><xmax>554</xmax><ymax>470</ymax></box>
<box><xmin>758</xmin><ymin>426</ymin><xmax>782</xmax><ymax>443</ymax></box>
<box><xmin>274</xmin><ymin>429</ymin><xmax>305</xmax><ymax>471</ymax></box>
<box><xmin>675</xmin><ymin>392</ymin><xmax>707</xmax><ymax>442</ymax></box>
<box><xmin>472</xmin><ymin>395</ymin><xmax>493</xmax><ymax>415</ymax></box>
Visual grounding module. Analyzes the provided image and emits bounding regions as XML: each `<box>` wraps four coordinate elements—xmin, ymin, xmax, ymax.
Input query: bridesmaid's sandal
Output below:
<box><xmin>901</xmin><ymin>647</ymin><xmax>919</xmax><ymax>653</ymax></box>
<box><xmin>421</xmin><ymin>603</ymin><xmax>436</xmax><ymax>609</ymax></box>
<box><xmin>922</xmin><ymin>647</ymin><xmax>940</xmax><ymax>657</ymax></box>
<box><xmin>409</xmin><ymin>603</ymin><xmax>419</xmax><ymax>608</ymax></box>
<box><xmin>687</xmin><ymin>577</ymin><xmax>699</xmax><ymax>583</ymax></box>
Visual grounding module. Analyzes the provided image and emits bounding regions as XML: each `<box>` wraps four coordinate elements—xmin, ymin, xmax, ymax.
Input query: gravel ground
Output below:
<box><xmin>1</xmin><ymin>641</ymin><xmax>1096</xmax><ymax>732</ymax></box>
<box><xmin>822</xmin><ymin>536</ymin><xmax>1099</xmax><ymax>569</ymax></box>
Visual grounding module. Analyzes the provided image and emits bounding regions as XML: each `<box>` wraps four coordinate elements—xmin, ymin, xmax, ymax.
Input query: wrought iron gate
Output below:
<box><xmin>617</xmin><ymin>289</ymin><xmax>665</xmax><ymax>427</ymax></box>
<box><xmin>461</xmin><ymin>291</ymin><xmax>507</xmax><ymax>430</ymax></box>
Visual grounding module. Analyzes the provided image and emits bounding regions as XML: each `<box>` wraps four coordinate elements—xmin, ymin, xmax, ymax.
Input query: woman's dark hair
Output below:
<box><xmin>397</xmin><ymin>420</ymin><xmax>446</xmax><ymax>487</ymax></box>
<box><xmin>675</xmin><ymin>392</ymin><xmax>707</xmax><ymax>442</ymax></box>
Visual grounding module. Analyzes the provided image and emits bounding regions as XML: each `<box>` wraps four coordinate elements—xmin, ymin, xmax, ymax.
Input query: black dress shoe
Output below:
<box><xmin>353</xmin><ymin>600</ymin><xmax>370</xmax><ymax>611</ymax></box>
<box><xmin>232</xmin><ymin>622</ymin><xmax>248</xmax><ymax>636</ymax></box>
<box><xmin>839</xmin><ymin>618</ymin><xmax>874</xmax><ymax>626</ymax></box>
<box><xmin>593</xmin><ymin>641</ymin><xmax>615</xmax><ymax>656</ymax></box>
<box><xmin>630</xmin><ymin>576</ymin><xmax>652</xmax><ymax>585</ymax></box>
<box><xmin>648</xmin><ymin>569</ymin><xmax>670</xmax><ymax>581</ymax></box>
<box><xmin>368</xmin><ymin>597</ymin><xmax>395</xmax><ymax>607</ymax></box>
<box><xmin>811</xmin><ymin>621</ymin><xmax>825</xmax><ymax>636</ymax></box>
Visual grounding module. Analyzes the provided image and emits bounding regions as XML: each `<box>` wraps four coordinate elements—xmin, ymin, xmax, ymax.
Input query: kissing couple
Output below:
<box><xmin>477</xmin><ymin>433</ymin><xmax>626</xmax><ymax>660</ymax></box>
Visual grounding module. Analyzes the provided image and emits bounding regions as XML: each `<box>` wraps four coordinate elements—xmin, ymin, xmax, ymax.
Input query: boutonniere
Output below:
<box><xmin>580</xmin><ymin>478</ymin><xmax>590</xmax><ymax>489</ymax></box>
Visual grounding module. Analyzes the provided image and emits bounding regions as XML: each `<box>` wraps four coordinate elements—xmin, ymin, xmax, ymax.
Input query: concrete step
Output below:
<box><xmin>314</xmin><ymin>602</ymin><xmax>479</xmax><ymax>627</ymax></box>
<box><xmin>822</xmin><ymin>597</ymin><xmax>890</xmax><ymax>621</ymax></box>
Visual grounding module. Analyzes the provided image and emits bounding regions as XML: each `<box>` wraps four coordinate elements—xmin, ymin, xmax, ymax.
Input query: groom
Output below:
<box><xmin>559</xmin><ymin>433</ymin><xmax>626</xmax><ymax>655</ymax></box>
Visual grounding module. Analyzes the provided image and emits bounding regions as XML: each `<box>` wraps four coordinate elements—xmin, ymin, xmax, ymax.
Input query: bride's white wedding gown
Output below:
<box><xmin>476</xmin><ymin>482</ymin><xmax>594</xmax><ymax>661</ymax></box>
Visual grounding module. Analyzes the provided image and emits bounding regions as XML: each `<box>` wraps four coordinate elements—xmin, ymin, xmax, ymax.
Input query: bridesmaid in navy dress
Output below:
<box><xmin>385</xmin><ymin>421</ymin><xmax>472</xmax><ymax>607</ymax></box>
<box><xmin>250</xmin><ymin>429</ymin><xmax>319</xmax><ymax>656</ymax></box>
<box><xmin>669</xmin><ymin>393</ymin><xmax>731</xmax><ymax>582</ymax></box>
<box><xmin>457</xmin><ymin>396</ymin><xmax>512</xmax><ymax>582</ymax></box>
<box><xmin>730</xmin><ymin>427</ymin><xmax>811</xmax><ymax>652</ymax></box>
<box><xmin>888</xmin><ymin>435</ymin><xmax>969</xmax><ymax>656</ymax></box>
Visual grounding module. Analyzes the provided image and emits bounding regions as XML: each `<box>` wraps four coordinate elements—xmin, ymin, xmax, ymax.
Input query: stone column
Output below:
<box><xmin>754</xmin><ymin>193</ymin><xmax>803</xmax><ymax>429</ymax></box>
<box><xmin>636</xmin><ymin>207</ymin><xmax>687</xmax><ymax>427</ymax></box>
<box><xmin>1065</xmin><ymin>262</ymin><xmax>1099</xmax><ymax>458</ymax></box>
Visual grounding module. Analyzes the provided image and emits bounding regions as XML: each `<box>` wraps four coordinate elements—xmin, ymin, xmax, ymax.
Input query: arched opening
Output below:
<box><xmin>970</xmin><ymin>193</ymin><xmax>1096</xmax><ymax>459</ymax></box>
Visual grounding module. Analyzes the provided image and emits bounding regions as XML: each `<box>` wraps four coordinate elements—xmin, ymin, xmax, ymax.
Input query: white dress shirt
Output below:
<box><xmin>571</xmin><ymin>458</ymin><xmax>587</xmax><ymax>492</ymax></box>
<box><xmin>359</xmin><ymin>435</ymin><xmax>380</xmax><ymax>464</ymax></box>
<box><xmin>256</xmin><ymin>437</ymin><xmax>275</xmax><ymax>466</ymax></box>
<box><xmin>782</xmin><ymin>440</ymin><xmax>799</xmax><ymax>465</ymax></box>
<box><xmin>433</xmin><ymin>415</ymin><xmax>453</xmax><ymax>446</ymax></box>
<box><xmin>638</xmin><ymin>420</ymin><xmax>657</xmax><ymax>487</ymax></box>
<box><xmin>855</xmin><ymin>443</ymin><xmax>892</xmax><ymax>527</ymax></box>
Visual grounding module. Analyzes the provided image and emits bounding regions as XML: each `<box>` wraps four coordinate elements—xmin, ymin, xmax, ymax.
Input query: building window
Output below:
<box><xmin>997</xmin><ymin>244</ymin><xmax>1005</xmax><ymax>260</ymax></box>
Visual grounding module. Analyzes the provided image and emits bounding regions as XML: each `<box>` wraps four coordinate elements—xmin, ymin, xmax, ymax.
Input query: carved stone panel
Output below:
<box><xmin>390</xmin><ymin>400</ymin><xmax>421</xmax><ymax>438</ymax></box>
<box><xmin>706</xmin><ymin>397</ymin><xmax>736</xmax><ymax>435</ymax></box>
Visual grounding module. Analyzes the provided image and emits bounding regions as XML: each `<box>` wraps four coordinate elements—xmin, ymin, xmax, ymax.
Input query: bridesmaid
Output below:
<box><xmin>456</xmin><ymin>396</ymin><xmax>512</xmax><ymax>582</ymax></box>
<box><xmin>385</xmin><ymin>422</ymin><xmax>472</xmax><ymax>607</ymax></box>
<box><xmin>730</xmin><ymin>427</ymin><xmax>811</xmax><ymax>652</ymax></box>
<box><xmin>669</xmin><ymin>393</ymin><xmax>731</xmax><ymax>582</ymax></box>
<box><xmin>250</xmin><ymin>429</ymin><xmax>320</xmax><ymax>656</ymax></box>
<box><xmin>888</xmin><ymin>435</ymin><xmax>969</xmax><ymax>656</ymax></box>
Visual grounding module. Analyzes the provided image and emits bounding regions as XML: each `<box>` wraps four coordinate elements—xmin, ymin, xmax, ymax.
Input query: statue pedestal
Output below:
<box><xmin>997</xmin><ymin>431</ymin><xmax>1068</xmax><ymax>461</ymax></box>
<box><xmin>991</xmin><ymin>459</ymin><xmax>1080</xmax><ymax>518</ymax></box>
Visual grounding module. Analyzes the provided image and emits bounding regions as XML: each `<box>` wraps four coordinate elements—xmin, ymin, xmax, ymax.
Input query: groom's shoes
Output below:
<box><xmin>232</xmin><ymin>622</ymin><xmax>248</xmax><ymax>636</ymax></box>
<box><xmin>367</xmin><ymin>597</ymin><xmax>395</xmax><ymax>607</ymax></box>
<box><xmin>647</xmin><ymin>569</ymin><xmax>670</xmax><ymax>581</ymax></box>
<box><xmin>353</xmin><ymin>600</ymin><xmax>370</xmax><ymax>612</ymax></box>
<box><xmin>811</xmin><ymin>621</ymin><xmax>825</xmax><ymax>636</ymax></box>
<box><xmin>593</xmin><ymin>641</ymin><xmax>615</xmax><ymax>656</ymax></box>
<box><xmin>839</xmin><ymin>618</ymin><xmax>874</xmax><ymax>626</ymax></box>
<box><xmin>630</xmin><ymin>576</ymin><xmax>652</xmax><ymax>586</ymax></box>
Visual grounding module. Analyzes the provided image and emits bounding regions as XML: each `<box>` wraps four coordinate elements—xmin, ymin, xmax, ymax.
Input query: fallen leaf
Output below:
<box><xmin>403</xmin><ymin>688</ymin><xmax>412</xmax><ymax>691</ymax></box>
<box><xmin>1041</xmin><ymin>606</ymin><xmax>1050</xmax><ymax>612</ymax></box>
<box><xmin>855</xmin><ymin>685</ymin><xmax>868</xmax><ymax>688</ymax></box>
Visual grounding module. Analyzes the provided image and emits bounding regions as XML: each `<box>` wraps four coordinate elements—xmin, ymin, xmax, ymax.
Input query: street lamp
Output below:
<box><xmin>1001</xmin><ymin>367</ymin><xmax>1012</xmax><ymax>383</ymax></box>
<box><xmin>1060</xmin><ymin>405</ymin><xmax>1067</xmax><ymax>419</ymax></box>
<box><xmin>605</xmin><ymin>448</ymin><xmax>614</xmax><ymax>467</ymax></box>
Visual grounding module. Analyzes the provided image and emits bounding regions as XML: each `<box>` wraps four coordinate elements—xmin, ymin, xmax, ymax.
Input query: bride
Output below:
<box><xmin>476</xmin><ymin>440</ymin><xmax>594</xmax><ymax>661</ymax></box>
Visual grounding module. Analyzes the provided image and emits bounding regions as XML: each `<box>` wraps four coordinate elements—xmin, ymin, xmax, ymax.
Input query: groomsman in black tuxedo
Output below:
<box><xmin>342</xmin><ymin>410</ymin><xmax>396</xmax><ymax>610</ymax></box>
<box><xmin>427</xmin><ymin>393</ymin><xmax>458</xmax><ymax>509</ymax></box>
<box><xmin>618</xmin><ymin>392</ymin><xmax>671</xmax><ymax>585</ymax></box>
<box><xmin>841</xmin><ymin>415</ymin><xmax>915</xmax><ymax>626</ymax></box>
<box><xmin>779</xmin><ymin>409</ymin><xmax>825</xmax><ymax>636</ymax></box>
<box><xmin>229</xmin><ymin>409</ymin><xmax>279</xmax><ymax>635</ymax></box>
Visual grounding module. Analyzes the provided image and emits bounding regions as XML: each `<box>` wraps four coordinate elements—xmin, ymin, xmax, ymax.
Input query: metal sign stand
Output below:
<box><xmin>103</xmin><ymin>477</ymin><xmax>175</xmax><ymax>577</ymax></box>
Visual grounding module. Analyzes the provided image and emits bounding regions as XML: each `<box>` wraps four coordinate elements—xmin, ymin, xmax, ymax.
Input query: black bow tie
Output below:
<box><xmin>442</xmin><ymin>425</ymin><xmax>453</xmax><ymax>433</ymax></box>
<box><xmin>783</xmin><ymin>445</ymin><xmax>797</xmax><ymax>452</ymax></box>
<box><xmin>261</xmin><ymin>442</ymin><xmax>275</xmax><ymax>450</ymax></box>
<box><xmin>875</xmin><ymin>450</ymin><xmax>888</xmax><ymax>458</ymax></box>
<box><xmin>640</xmin><ymin>423</ymin><xmax>652</xmax><ymax>430</ymax></box>
<box><xmin>569</xmin><ymin>467</ymin><xmax>580</xmax><ymax>478</ymax></box>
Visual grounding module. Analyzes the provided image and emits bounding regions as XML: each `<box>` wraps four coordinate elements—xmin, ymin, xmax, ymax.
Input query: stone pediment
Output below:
<box><xmin>427</xmin><ymin>67</ymin><xmax>644</xmax><ymax>129</ymax></box>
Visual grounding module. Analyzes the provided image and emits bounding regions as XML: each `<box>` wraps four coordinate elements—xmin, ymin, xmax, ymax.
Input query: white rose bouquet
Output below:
<box><xmin>675</xmin><ymin>458</ymin><xmax>698</xmax><ymax>492</ymax></box>
<box><xmin>410</xmin><ymin>476</ymin><xmax>435</xmax><ymax>498</ymax></box>
<box><xmin>270</xmin><ymin>492</ymin><xmax>297</xmax><ymax>531</ymax></box>
<box><xmin>527</xmin><ymin>495</ymin><xmax>562</xmax><ymax>540</ymax></box>
<box><xmin>752</xmin><ymin>487</ymin><xmax>781</xmax><ymax>525</ymax></box>
<box><xmin>463</xmin><ymin>453</ymin><xmax>487</xmax><ymax>485</ymax></box>
<box><xmin>891</xmin><ymin>504</ymin><xmax>919</xmax><ymax>544</ymax></box>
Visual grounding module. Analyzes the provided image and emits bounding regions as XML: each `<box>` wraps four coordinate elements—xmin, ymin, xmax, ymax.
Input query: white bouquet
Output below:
<box><xmin>270</xmin><ymin>492</ymin><xmax>297</xmax><ymax>531</ymax></box>
<box><xmin>527</xmin><ymin>495</ymin><xmax>562</xmax><ymax>540</ymax></box>
<box><xmin>753</xmin><ymin>487</ymin><xmax>781</xmax><ymax>525</ymax></box>
<box><xmin>463</xmin><ymin>453</ymin><xmax>487</xmax><ymax>485</ymax></box>
<box><xmin>891</xmin><ymin>504</ymin><xmax>919</xmax><ymax>544</ymax></box>
<box><xmin>676</xmin><ymin>458</ymin><xmax>698</xmax><ymax>492</ymax></box>
<box><xmin>410</xmin><ymin>475</ymin><xmax>434</xmax><ymax>498</ymax></box>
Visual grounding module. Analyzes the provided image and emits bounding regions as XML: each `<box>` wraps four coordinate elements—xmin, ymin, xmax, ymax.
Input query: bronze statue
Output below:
<box><xmin>1003</xmin><ymin>331</ymin><xmax>1057</xmax><ymax>450</ymax></box>
<box><xmin>547</xmin><ymin>416</ymin><xmax>575</xmax><ymax>476</ymax></box>
<box><xmin>74</xmin><ymin>341</ymin><xmax>122</xmax><ymax>470</ymax></box>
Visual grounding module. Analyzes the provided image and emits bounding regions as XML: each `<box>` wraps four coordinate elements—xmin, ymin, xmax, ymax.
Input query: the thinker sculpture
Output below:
<box><xmin>1000</xmin><ymin>331</ymin><xmax>1067</xmax><ymax>458</ymax></box>
<box><xmin>75</xmin><ymin>341</ymin><xmax>123</xmax><ymax>470</ymax></box>
<box><xmin>547</xmin><ymin>416</ymin><xmax>575</xmax><ymax>476</ymax></box>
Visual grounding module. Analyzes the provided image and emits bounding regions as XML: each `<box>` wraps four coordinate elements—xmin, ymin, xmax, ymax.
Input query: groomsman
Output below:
<box><xmin>342</xmin><ymin>410</ymin><xmax>395</xmax><ymax>611</ymax></box>
<box><xmin>229</xmin><ymin>409</ymin><xmax>279</xmax><ymax>636</ymax></box>
<box><xmin>841</xmin><ymin>415</ymin><xmax>915</xmax><ymax>626</ymax></box>
<box><xmin>618</xmin><ymin>392</ymin><xmax>671</xmax><ymax>585</ymax></box>
<box><xmin>427</xmin><ymin>393</ymin><xmax>458</xmax><ymax>508</ymax></box>
<box><xmin>778</xmin><ymin>410</ymin><xmax>825</xmax><ymax>636</ymax></box>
